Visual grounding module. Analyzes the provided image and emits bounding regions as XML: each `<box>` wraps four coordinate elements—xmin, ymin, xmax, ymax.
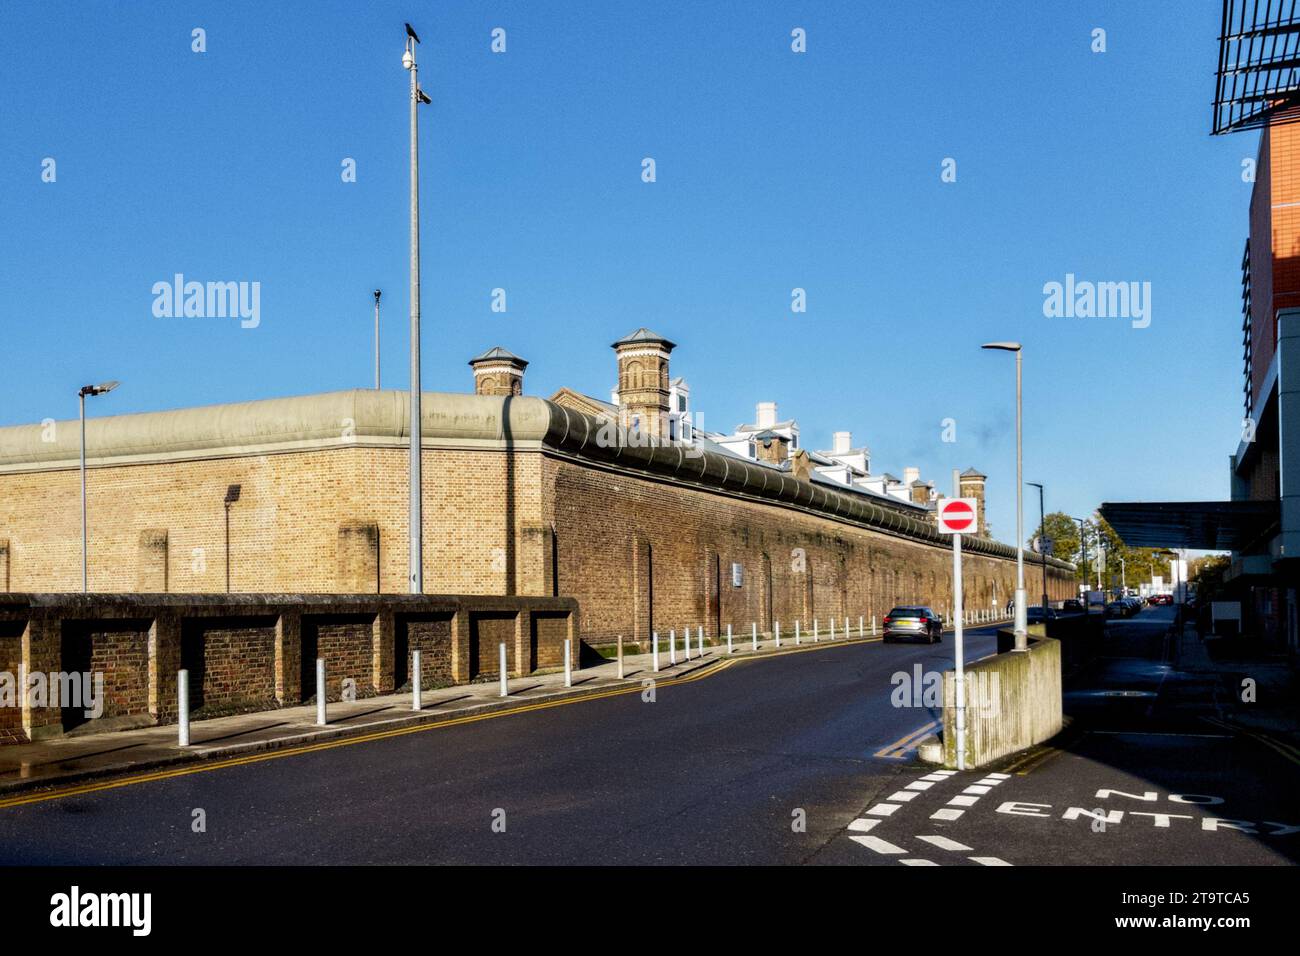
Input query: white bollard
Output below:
<box><xmin>795</xmin><ymin>620</ymin><xmax>801</xmax><ymax>645</ymax></box>
<box><xmin>564</xmin><ymin>638</ymin><xmax>572</xmax><ymax>688</ymax></box>
<box><xmin>412</xmin><ymin>649</ymin><xmax>422</xmax><ymax>711</ymax></box>
<box><xmin>653</xmin><ymin>632</ymin><xmax>660</xmax><ymax>672</ymax></box>
<box><xmin>499</xmin><ymin>642</ymin><xmax>509</xmax><ymax>697</ymax></box>
<box><xmin>814</xmin><ymin>618</ymin><xmax>819</xmax><ymax>641</ymax></box>
<box><xmin>685</xmin><ymin>626</ymin><xmax>692</xmax><ymax>661</ymax></box>
<box><xmin>670</xmin><ymin>628</ymin><xmax>677</xmax><ymax>665</ymax></box>
<box><xmin>751</xmin><ymin>622</ymin><xmax>758</xmax><ymax>651</ymax></box>
<box><xmin>845</xmin><ymin>617</ymin><xmax>850</xmax><ymax>640</ymax></box>
<box><xmin>316</xmin><ymin>657</ymin><xmax>327</xmax><ymax>726</ymax></box>
<box><xmin>830</xmin><ymin>618</ymin><xmax>836</xmax><ymax>640</ymax></box>
<box><xmin>698</xmin><ymin>626</ymin><xmax>705</xmax><ymax>657</ymax></box>
<box><xmin>727</xmin><ymin>623</ymin><xmax>733</xmax><ymax>654</ymax></box>
<box><xmin>872</xmin><ymin>615</ymin><xmax>877</xmax><ymax>636</ymax></box>
<box><xmin>775</xmin><ymin>621</ymin><xmax>782</xmax><ymax>648</ymax></box>
<box><xmin>177</xmin><ymin>669</ymin><xmax>190</xmax><ymax>747</ymax></box>
<box><xmin>859</xmin><ymin>615</ymin><xmax>864</xmax><ymax>638</ymax></box>
<box><xmin>617</xmin><ymin>635</ymin><xmax>624</xmax><ymax>679</ymax></box>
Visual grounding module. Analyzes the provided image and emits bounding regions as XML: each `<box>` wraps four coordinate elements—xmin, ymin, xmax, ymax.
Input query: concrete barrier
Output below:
<box><xmin>0</xmin><ymin>592</ymin><xmax>578</xmax><ymax>743</ymax></box>
<box><xmin>942</xmin><ymin>627</ymin><xmax>1062</xmax><ymax>769</ymax></box>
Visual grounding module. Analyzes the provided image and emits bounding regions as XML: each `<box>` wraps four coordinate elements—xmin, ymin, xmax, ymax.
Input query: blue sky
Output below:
<box><xmin>0</xmin><ymin>1</ymin><xmax>1250</xmax><ymax>546</ymax></box>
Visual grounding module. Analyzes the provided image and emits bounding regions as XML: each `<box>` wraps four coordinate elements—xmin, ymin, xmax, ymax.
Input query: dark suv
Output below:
<box><xmin>882</xmin><ymin>606</ymin><xmax>943</xmax><ymax>644</ymax></box>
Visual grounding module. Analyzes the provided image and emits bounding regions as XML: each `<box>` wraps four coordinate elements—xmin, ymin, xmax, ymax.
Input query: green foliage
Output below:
<box><xmin>1030</xmin><ymin>510</ymin><xmax>1176</xmax><ymax>591</ymax></box>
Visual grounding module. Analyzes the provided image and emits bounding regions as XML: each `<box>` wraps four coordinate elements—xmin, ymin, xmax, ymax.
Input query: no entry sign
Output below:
<box><xmin>937</xmin><ymin>497</ymin><xmax>979</xmax><ymax>534</ymax></box>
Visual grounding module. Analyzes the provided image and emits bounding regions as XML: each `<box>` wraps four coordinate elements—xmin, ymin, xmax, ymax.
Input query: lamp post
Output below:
<box><xmin>1073</xmin><ymin>516</ymin><xmax>1089</xmax><ymax>610</ymax></box>
<box><xmin>982</xmin><ymin>342</ymin><xmax>1026</xmax><ymax>650</ymax></box>
<box><xmin>1027</xmin><ymin>481</ymin><xmax>1048</xmax><ymax>611</ymax></box>
<box><xmin>223</xmin><ymin>484</ymin><xmax>241</xmax><ymax>592</ymax></box>
<box><xmin>404</xmin><ymin>23</ymin><xmax>431</xmax><ymax>594</ymax></box>
<box><xmin>78</xmin><ymin>380</ymin><xmax>119</xmax><ymax>593</ymax></box>
<box><xmin>373</xmin><ymin>289</ymin><xmax>382</xmax><ymax>389</ymax></box>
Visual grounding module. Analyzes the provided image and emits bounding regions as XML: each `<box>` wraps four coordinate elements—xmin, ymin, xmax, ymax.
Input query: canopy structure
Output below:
<box><xmin>1214</xmin><ymin>0</ymin><xmax>1300</xmax><ymax>134</ymax></box>
<box><xmin>1099</xmin><ymin>500</ymin><xmax>1279</xmax><ymax>551</ymax></box>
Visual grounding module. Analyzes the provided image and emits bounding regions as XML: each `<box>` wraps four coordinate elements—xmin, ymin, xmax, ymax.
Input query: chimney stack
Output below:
<box><xmin>754</xmin><ymin>431</ymin><xmax>789</xmax><ymax>465</ymax></box>
<box><xmin>468</xmin><ymin>347</ymin><xmax>528</xmax><ymax>396</ymax></box>
<box><xmin>903</xmin><ymin>466</ymin><xmax>920</xmax><ymax>486</ymax></box>
<box><xmin>612</xmin><ymin>328</ymin><xmax>676</xmax><ymax>439</ymax></box>
<box><xmin>833</xmin><ymin>430</ymin><xmax>851</xmax><ymax>455</ymax></box>
<box><xmin>756</xmin><ymin>402</ymin><xmax>778</xmax><ymax>429</ymax></box>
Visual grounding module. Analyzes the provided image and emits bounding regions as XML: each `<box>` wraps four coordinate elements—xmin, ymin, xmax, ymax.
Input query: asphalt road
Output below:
<box><xmin>0</xmin><ymin>628</ymin><xmax>997</xmax><ymax>865</ymax></box>
<box><xmin>0</xmin><ymin>609</ymin><xmax>1295</xmax><ymax>865</ymax></box>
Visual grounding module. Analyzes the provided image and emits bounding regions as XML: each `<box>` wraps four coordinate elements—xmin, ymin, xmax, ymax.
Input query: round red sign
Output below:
<box><xmin>941</xmin><ymin>500</ymin><xmax>975</xmax><ymax>531</ymax></box>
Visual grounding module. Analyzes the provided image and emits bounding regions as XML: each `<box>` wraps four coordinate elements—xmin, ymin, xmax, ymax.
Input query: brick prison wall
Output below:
<box><xmin>181</xmin><ymin>617</ymin><xmax>277</xmax><ymax>717</ymax></box>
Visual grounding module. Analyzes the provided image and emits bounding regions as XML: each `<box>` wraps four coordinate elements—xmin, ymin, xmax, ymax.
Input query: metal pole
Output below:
<box><xmin>79</xmin><ymin>391</ymin><xmax>87</xmax><ymax>593</ymax></box>
<box><xmin>775</xmin><ymin>621</ymin><xmax>781</xmax><ymax>648</ymax></box>
<box><xmin>499</xmin><ymin>642</ymin><xmax>508</xmax><ymax>697</ymax></box>
<box><xmin>794</xmin><ymin>620</ymin><xmax>800</xmax><ymax>645</ymax></box>
<box><xmin>954</xmin><ymin>532</ymin><xmax>967</xmax><ymax>770</ymax></box>
<box><xmin>374</xmin><ymin>290</ymin><xmax>382</xmax><ymax>389</ymax></box>
<box><xmin>617</xmin><ymin>635</ymin><xmax>624</xmax><ymax>678</ymax></box>
<box><xmin>751</xmin><ymin>622</ymin><xmax>757</xmax><ymax>651</ymax></box>
<box><xmin>407</xmin><ymin>33</ymin><xmax>423</xmax><ymax>595</ymax></box>
<box><xmin>683</xmin><ymin>626</ymin><xmax>691</xmax><ymax>661</ymax></box>
<box><xmin>727</xmin><ymin>623</ymin><xmax>733</xmax><ymax>654</ymax></box>
<box><xmin>564</xmin><ymin>638</ymin><xmax>572</xmax><ymax>687</ymax></box>
<box><xmin>315</xmin><ymin>658</ymin><xmax>327</xmax><ymax>726</ymax></box>
<box><xmin>224</xmin><ymin>503</ymin><xmax>231</xmax><ymax>593</ymax></box>
<box><xmin>1013</xmin><ymin>348</ymin><xmax>1027</xmax><ymax>650</ymax></box>
<box><xmin>653</xmin><ymin>632</ymin><xmax>659</xmax><ymax>672</ymax></box>
<box><xmin>412</xmin><ymin>649</ymin><xmax>422</xmax><ymax>710</ymax></box>
<box><xmin>177</xmin><ymin>669</ymin><xmax>190</xmax><ymax>747</ymax></box>
<box><xmin>669</xmin><ymin>628</ymin><xmax>676</xmax><ymax>665</ymax></box>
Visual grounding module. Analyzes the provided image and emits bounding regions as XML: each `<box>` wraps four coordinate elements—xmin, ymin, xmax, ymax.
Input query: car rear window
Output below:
<box><xmin>889</xmin><ymin>607</ymin><xmax>924</xmax><ymax>616</ymax></box>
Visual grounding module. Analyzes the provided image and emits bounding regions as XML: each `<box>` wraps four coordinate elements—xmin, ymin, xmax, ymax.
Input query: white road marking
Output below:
<box><xmin>946</xmin><ymin>795</ymin><xmax>979</xmax><ymax>807</ymax></box>
<box><xmin>900</xmin><ymin>858</ymin><xmax>938</xmax><ymax>866</ymax></box>
<box><xmin>866</xmin><ymin>803</ymin><xmax>900</xmax><ymax>817</ymax></box>
<box><xmin>850</xmin><ymin>835</ymin><xmax>907</xmax><ymax>855</ymax></box>
<box><xmin>931</xmin><ymin>808</ymin><xmax>965</xmax><ymax>821</ymax></box>
<box><xmin>963</xmin><ymin>785</ymin><xmax>992</xmax><ymax>795</ymax></box>
<box><xmin>970</xmin><ymin>856</ymin><xmax>1013</xmax><ymax>866</ymax></box>
<box><xmin>919</xmin><ymin>774</ymin><xmax>948</xmax><ymax>782</ymax></box>
<box><xmin>933</xmin><ymin>770</ymin><xmax>958</xmax><ymax>776</ymax></box>
<box><xmin>984</xmin><ymin>773</ymin><xmax>1010</xmax><ymax>780</ymax></box>
<box><xmin>847</xmin><ymin>818</ymin><xmax>879</xmax><ymax>833</ymax></box>
<box><xmin>905</xmin><ymin>780</ymin><xmax>936</xmax><ymax>791</ymax></box>
<box><xmin>887</xmin><ymin>791</ymin><xmax>919</xmax><ymax>802</ymax></box>
<box><xmin>917</xmin><ymin>834</ymin><xmax>974</xmax><ymax>852</ymax></box>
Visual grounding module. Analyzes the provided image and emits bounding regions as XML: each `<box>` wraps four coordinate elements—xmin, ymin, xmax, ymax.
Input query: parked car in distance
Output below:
<box><xmin>1062</xmin><ymin>599</ymin><xmax>1085</xmax><ymax>614</ymax></box>
<box><xmin>882</xmin><ymin>606</ymin><xmax>943</xmax><ymax>644</ymax></box>
<box><xmin>1105</xmin><ymin>600</ymin><xmax>1127</xmax><ymax>617</ymax></box>
<box><xmin>1025</xmin><ymin>605</ymin><xmax>1058</xmax><ymax>625</ymax></box>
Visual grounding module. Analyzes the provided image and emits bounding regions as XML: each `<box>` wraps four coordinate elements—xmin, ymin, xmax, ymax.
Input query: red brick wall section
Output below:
<box><xmin>398</xmin><ymin>614</ymin><xmax>454</xmax><ymax>689</ymax></box>
<box><xmin>69</xmin><ymin>622</ymin><xmax>150</xmax><ymax>722</ymax></box>
<box><xmin>183</xmin><ymin>619</ymin><xmax>277</xmax><ymax>717</ymax></box>
<box><xmin>305</xmin><ymin>615</ymin><xmax>377</xmax><ymax>703</ymax></box>
<box><xmin>0</xmin><ymin>623</ymin><xmax>22</xmax><ymax>742</ymax></box>
<box><xmin>471</xmin><ymin>613</ymin><xmax>516</xmax><ymax>680</ymax></box>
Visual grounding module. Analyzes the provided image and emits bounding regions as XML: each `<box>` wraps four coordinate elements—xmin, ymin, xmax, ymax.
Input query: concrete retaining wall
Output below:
<box><xmin>0</xmin><ymin>592</ymin><xmax>578</xmax><ymax>744</ymax></box>
<box><xmin>942</xmin><ymin>628</ymin><xmax>1063</xmax><ymax>769</ymax></box>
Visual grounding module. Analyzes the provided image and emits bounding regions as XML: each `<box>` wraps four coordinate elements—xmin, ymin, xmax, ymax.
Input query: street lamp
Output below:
<box><xmin>982</xmin><ymin>341</ymin><xmax>1026</xmax><ymax>650</ymax></box>
<box><xmin>78</xmin><ymin>380</ymin><xmax>119</xmax><ymax>592</ymax></box>
<box><xmin>224</xmin><ymin>484</ymin><xmax>241</xmax><ymax>592</ymax></box>
<box><xmin>373</xmin><ymin>289</ymin><xmax>382</xmax><ymax>390</ymax></box>
<box><xmin>405</xmin><ymin>22</ymin><xmax>432</xmax><ymax>594</ymax></box>
<box><xmin>1072</xmin><ymin>516</ymin><xmax>1089</xmax><ymax>612</ymax></box>
<box><xmin>1027</xmin><ymin>481</ymin><xmax>1048</xmax><ymax>611</ymax></box>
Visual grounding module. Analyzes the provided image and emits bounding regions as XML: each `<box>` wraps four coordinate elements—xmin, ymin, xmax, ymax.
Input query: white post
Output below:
<box><xmin>670</xmin><ymin>628</ymin><xmax>677</xmax><ymax>665</ymax></box>
<box><xmin>727</xmin><ymin>623</ymin><xmax>733</xmax><ymax>654</ymax></box>
<box><xmin>698</xmin><ymin>626</ymin><xmax>704</xmax><ymax>657</ymax></box>
<box><xmin>617</xmin><ymin>635</ymin><xmax>624</xmax><ymax>679</ymax></box>
<box><xmin>775</xmin><ymin>621</ymin><xmax>781</xmax><ymax>648</ymax></box>
<box><xmin>795</xmin><ymin>620</ymin><xmax>801</xmax><ymax>645</ymax></box>
<box><xmin>953</xmin><ymin>532</ymin><xmax>967</xmax><ymax>771</ymax></box>
<box><xmin>684</xmin><ymin>626</ymin><xmax>691</xmax><ymax>661</ymax></box>
<box><xmin>844</xmin><ymin>617</ymin><xmax>849</xmax><ymax>640</ymax></box>
<box><xmin>859</xmin><ymin>615</ymin><xmax>864</xmax><ymax>638</ymax></box>
<box><xmin>872</xmin><ymin>615</ymin><xmax>877</xmax><ymax>636</ymax></box>
<box><xmin>564</xmin><ymin>638</ymin><xmax>572</xmax><ymax>688</ymax></box>
<box><xmin>315</xmin><ymin>658</ymin><xmax>327</xmax><ymax>726</ymax></box>
<box><xmin>751</xmin><ymin>622</ymin><xmax>758</xmax><ymax>651</ymax></box>
<box><xmin>177</xmin><ymin>669</ymin><xmax>190</xmax><ymax>747</ymax></box>
<box><xmin>653</xmin><ymin>632</ymin><xmax>660</xmax><ymax>672</ymax></box>
<box><xmin>412</xmin><ymin>649</ymin><xmax>422</xmax><ymax>711</ymax></box>
<box><xmin>830</xmin><ymin>618</ymin><xmax>836</xmax><ymax>640</ymax></box>
<box><xmin>499</xmin><ymin>642</ymin><xmax>509</xmax><ymax>698</ymax></box>
<box><xmin>814</xmin><ymin>618</ymin><xmax>819</xmax><ymax>641</ymax></box>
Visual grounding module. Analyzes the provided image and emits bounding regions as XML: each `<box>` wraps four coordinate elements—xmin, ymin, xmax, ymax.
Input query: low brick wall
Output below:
<box><xmin>942</xmin><ymin>628</ymin><xmax>1063</xmax><ymax>769</ymax></box>
<box><xmin>0</xmin><ymin>592</ymin><xmax>578</xmax><ymax>743</ymax></box>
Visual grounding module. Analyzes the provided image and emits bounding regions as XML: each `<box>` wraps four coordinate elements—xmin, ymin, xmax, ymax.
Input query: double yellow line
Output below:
<box><xmin>874</xmin><ymin>720</ymin><xmax>939</xmax><ymax>759</ymax></box>
<box><xmin>0</xmin><ymin>658</ymin><xmax>735</xmax><ymax>811</ymax></box>
<box><xmin>1203</xmin><ymin>716</ymin><xmax>1300</xmax><ymax>768</ymax></box>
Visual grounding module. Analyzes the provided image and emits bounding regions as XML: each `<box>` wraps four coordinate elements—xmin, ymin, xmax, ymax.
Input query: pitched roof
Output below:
<box><xmin>961</xmin><ymin>467</ymin><xmax>986</xmax><ymax>478</ymax></box>
<box><xmin>468</xmin><ymin>346</ymin><xmax>527</xmax><ymax>367</ymax></box>
<box><xmin>612</xmin><ymin>327</ymin><xmax>676</xmax><ymax>349</ymax></box>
